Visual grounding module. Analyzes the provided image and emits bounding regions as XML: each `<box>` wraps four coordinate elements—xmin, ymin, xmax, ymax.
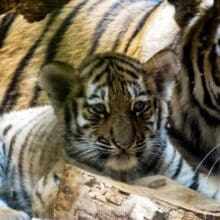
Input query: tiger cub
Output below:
<box><xmin>0</xmin><ymin>51</ymin><xmax>219</xmax><ymax>218</ymax></box>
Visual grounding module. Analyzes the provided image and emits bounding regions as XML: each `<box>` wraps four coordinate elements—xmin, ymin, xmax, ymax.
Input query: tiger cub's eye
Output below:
<box><xmin>133</xmin><ymin>101</ymin><xmax>148</xmax><ymax>113</ymax></box>
<box><xmin>90</xmin><ymin>103</ymin><xmax>106</xmax><ymax>114</ymax></box>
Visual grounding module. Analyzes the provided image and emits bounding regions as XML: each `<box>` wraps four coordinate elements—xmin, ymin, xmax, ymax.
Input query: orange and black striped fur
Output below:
<box><xmin>0</xmin><ymin>52</ymin><xmax>220</xmax><ymax>218</ymax></box>
<box><xmin>0</xmin><ymin>0</ymin><xmax>183</xmax><ymax>114</ymax></box>
<box><xmin>168</xmin><ymin>0</ymin><xmax>220</xmax><ymax>174</ymax></box>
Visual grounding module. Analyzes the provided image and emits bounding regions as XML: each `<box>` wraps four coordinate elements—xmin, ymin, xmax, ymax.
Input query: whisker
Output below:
<box><xmin>205</xmin><ymin>157</ymin><xmax>220</xmax><ymax>186</ymax></box>
<box><xmin>193</xmin><ymin>144</ymin><xmax>220</xmax><ymax>174</ymax></box>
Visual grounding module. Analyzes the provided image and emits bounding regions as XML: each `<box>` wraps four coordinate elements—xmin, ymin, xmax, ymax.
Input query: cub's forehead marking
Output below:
<box><xmin>127</xmin><ymin>77</ymin><xmax>149</xmax><ymax>101</ymax></box>
<box><xmin>86</xmin><ymin>84</ymin><xmax>109</xmax><ymax>104</ymax></box>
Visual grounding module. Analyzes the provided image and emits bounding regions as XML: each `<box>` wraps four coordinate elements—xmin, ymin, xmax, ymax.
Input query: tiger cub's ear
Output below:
<box><xmin>144</xmin><ymin>49</ymin><xmax>180</xmax><ymax>99</ymax></box>
<box><xmin>39</xmin><ymin>61</ymin><xmax>81</xmax><ymax>110</ymax></box>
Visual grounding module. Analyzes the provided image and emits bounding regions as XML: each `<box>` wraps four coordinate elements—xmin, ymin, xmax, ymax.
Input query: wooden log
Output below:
<box><xmin>53</xmin><ymin>164</ymin><xmax>220</xmax><ymax>219</ymax></box>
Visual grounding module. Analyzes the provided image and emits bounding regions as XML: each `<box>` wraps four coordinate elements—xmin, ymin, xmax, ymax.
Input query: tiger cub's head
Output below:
<box><xmin>39</xmin><ymin>51</ymin><xmax>179</xmax><ymax>181</ymax></box>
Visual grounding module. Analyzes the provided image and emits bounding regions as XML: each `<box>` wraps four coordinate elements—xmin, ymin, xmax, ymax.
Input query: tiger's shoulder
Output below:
<box><xmin>0</xmin><ymin>0</ymin><xmax>180</xmax><ymax>114</ymax></box>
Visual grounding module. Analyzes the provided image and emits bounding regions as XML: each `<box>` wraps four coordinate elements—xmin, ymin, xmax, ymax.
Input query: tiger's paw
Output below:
<box><xmin>0</xmin><ymin>207</ymin><xmax>29</xmax><ymax>220</ymax></box>
<box><xmin>32</xmin><ymin>160</ymin><xmax>65</xmax><ymax>218</ymax></box>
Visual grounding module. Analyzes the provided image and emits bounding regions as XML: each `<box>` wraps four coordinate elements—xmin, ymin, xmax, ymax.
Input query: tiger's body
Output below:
<box><xmin>0</xmin><ymin>0</ymin><xmax>181</xmax><ymax>114</ymax></box>
<box><xmin>168</xmin><ymin>0</ymin><xmax>220</xmax><ymax>173</ymax></box>
<box><xmin>0</xmin><ymin>52</ymin><xmax>220</xmax><ymax>218</ymax></box>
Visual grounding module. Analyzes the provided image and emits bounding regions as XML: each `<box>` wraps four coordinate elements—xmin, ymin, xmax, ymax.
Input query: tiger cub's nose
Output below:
<box><xmin>113</xmin><ymin>139</ymin><xmax>134</xmax><ymax>149</ymax></box>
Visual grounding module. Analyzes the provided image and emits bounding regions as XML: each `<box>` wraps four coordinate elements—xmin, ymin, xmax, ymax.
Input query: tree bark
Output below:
<box><xmin>0</xmin><ymin>0</ymin><xmax>70</xmax><ymax>22</ymax></box>
<box><xmin>54</xmin><ymin>164</ymin><xmax>220</xmax><ymax>219</ymax></box>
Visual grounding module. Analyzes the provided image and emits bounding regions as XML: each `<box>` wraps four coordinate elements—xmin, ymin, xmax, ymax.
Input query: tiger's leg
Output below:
<box><xmin>0</xmin><ymin>140</ymin><xmax>29</xmax><ymax>220</ymax></box>
<box><xmin>32</xmin><ymin>160</ymin><xmax>65</xmax><ymax>218</ymax></box>
<box><xmin>134</xmin><ymin>138</ymin><xmax>220</xmax><ymax>202</ymax></box>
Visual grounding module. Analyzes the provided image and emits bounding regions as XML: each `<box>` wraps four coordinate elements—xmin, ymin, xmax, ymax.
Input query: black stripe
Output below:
<box><xmin>0</xmin><ymin>11</ymin><xmax>60</xmax><ymax>114</ymax></box>
<box><xmin>87</xmin><ymin>0</ymin><xmax>105</xmax><ymax>12</ymax></box>
<box><xmin>0</xmin><ymin>14</ymin><xmax>16</xmax><ymax>48</ymax></box>
<box><xmin>104</xmin><ymin>53</ymin><xmax>143</xmax><ymax>73</ymax></box>
<box><xmin>64</xmin><ymin>103</ymin><xmax>73</xmax><ymax>133</ymax></box>
<box><xmin>87</xmin><ymin>0</ymin><xmax>141</xmax><ymax>57</ymax></box>
<box><xmin>123</xmin><ymin>2</ymin><xmax>162</xmax><ymax>54</ymax></box>
<box><xmin>189</xmin><ymin>172</ymin><xmax>199</xmax><ymax>190</ymax></box>
<box><xmin>18</xmin><ymin>131</ymin><xmax>31</xmax><ymax>211</ymax></box>
<box><xmin>1</xmin><ymin>142</ymin><xmax>6</xmax><ymax>159</ymax></box>
<box><xmin>212</xmin><ymin>190</ymin><xmax>219</xmax><ymax>200</ymax></box>
<box><xmin>92</xmin><ymin>68</ymin><xmax>107</xmax><ymax>83</ymax></box>
<box><xmin>6</xmin><ymin>166</ymin><xmax>21</xmax><ymax>210</ymax></box>
<box><xmin>5</xmin><ymin>134</ymin><xmax>17</xmax><ymax>176</ymax></box>
<box><xmin>2</xmin><ymin>124</ymin><xmax>12</xmax><ymax>136</ymax></box>
<box><xmin>111</xmin><ymin>9</ymin><xmax>142</xmax><ymax>52</ymax></box>
<box><xmin>0</xmin><ymin>142</ymin><xmax>6</xmax><ymax>175</ymax></box>
<box><xmin>156</xmin><ymin>101</ymin><xmax>162</xmax><ymax>130</ymax></box>
<box><xmin>188</xmin><ymin>111</ymin><xmax>201</xmax><ymax>143</ymax></box>
<box><xmin>181</xmin><ymin>34</ymin><xmax>220</xmax><ymax>121</ymax></box>
<box><xmin>113</xmin><ymin>62</ymin><xmax>139</xmax><ymax>79</ymax></box>
<box><xmin>182</xmin><ymin>34</ymin><xmax>195</xmax><ymax>94</ymax></box>
<box><xmin>29</xmin><ymin>0</ymin><xmax>88</xmax><ymax>107</ymax></box>
<box><xmin>29</xmin><ymin>84</ymin><xmax>42</xmax><ymax>107</ymax></box>
<box><xmin>34</xmin><ymin>190</ymin><xmax>45</xmax><ymax>207</ymax></box>
<box><xmin>168</xmin><ymin>123</ymin><xmax>219</xmax><ymax>173</ymax></box>
<box><xmin>165</xmin><ymin>148</ymin><xmax>176</xmax><ymax>171</ymax></box>
<box><xmin>18</xmin><ymin>112</ymin><xmax>48</xmax><ymax>212</ymax></box>
<box><xmin>45</xmin><ymin>0</ymin><xmax>88</xmax><ymax>63</ymax></box>
<box><xmin>171</xmin><ymin>157</ymin><xmax>183</xmax><ymax>179</ymax></box>
<box><xmin>197</xmin><ymin>45</ymin><xmax>218</xmax><ymax>111</ymax></box>
<box><xmin>210</xmin><ymin>44</ymin><xmax>220</xmax><ymax>86</ymax></box>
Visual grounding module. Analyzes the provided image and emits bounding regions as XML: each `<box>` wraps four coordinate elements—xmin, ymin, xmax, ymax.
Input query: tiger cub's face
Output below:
<box><xmin>39</xmin><ymin>51</ymin><xmax>179</xmax><ymax>181</ymax></box>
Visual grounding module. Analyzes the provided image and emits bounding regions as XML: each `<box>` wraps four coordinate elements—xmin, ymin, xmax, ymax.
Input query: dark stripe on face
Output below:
<box><xmin>104</xmin><ymin>54</ymin><xmax>144</xmax><ymax>73</ymax></box>
<box><xmin>92</xmin><ymin>68</ymin><xmax>107</xmax><ymax>83</ymax></box>
<box><xmin>87</xmin><ymin>0</ymin><xmax>141</xmax><ymax>57</ymax></box>
<box><xmin>0</xmin><ymin>14</ymin><xmax>16</xmax><ymax>48</ymax></box>
<box><xmin>29</xmin><ymin>0</ymin><xmax>88</xmax><ymax>107</ymax></box>
<box><xmin>0</xmin><ymin>11</ymin><xmax>60</xmax><ymax>114</ymax></box>
<box><xmin>123</xmin><ymin>1</ymin><xmax>162</xmax><ymax>54</ymax></box>
<box><xmin>188</xmin><ymin>172</ymin><xmax>199</xmax><ymax>190</ymax></box>
<box><xmin>112</xmin><ymin>62</ymin><xmax>139</xmax><ymax>79</ymax></box>
<box><xmin>171</xmin><ymin>157</ymin><xmax>183</xmax><ymax>179</ymax></box>
<box><xmin>2</xmin><ymin>124</ymin><xmax>12</xmax><ymax>136</ymax></box>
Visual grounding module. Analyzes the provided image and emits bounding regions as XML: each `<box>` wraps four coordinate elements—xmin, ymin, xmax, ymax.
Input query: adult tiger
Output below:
<box><xmin>0</xmin><ymin>0</ymin><xmax>201</xmax><ymax>114</ymax></box>
<box><xmin>0</xmin><ymin>51</ymin><xmax>219</xmax><ymax>218</ymax></box>
<box><xmin>167</xmin><ymin>0</ymin><xmax>220</xmax><ymax>174</ymax></box>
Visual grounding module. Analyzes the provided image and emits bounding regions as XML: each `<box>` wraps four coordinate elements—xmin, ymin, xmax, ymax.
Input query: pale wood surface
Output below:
<box><xmin>53</xmin><ymin>164</ymin><xmax>220</xmax><ymax>219</ymax></box>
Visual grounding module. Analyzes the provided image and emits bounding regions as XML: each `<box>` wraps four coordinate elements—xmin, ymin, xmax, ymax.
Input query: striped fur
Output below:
<box><xmin>0</xmin><ymin>0</ymin><xmax>183</xmax><ymax>114</ymax></box>
<box><xmin>168</xmin><ymin>0</ymin><xmax>220</xmax><ymax>173</ymax></box>
<box><xmin>0</xmin><ymin>53</ymin><xmax>219</xmax><ymax>218</ymax></box>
